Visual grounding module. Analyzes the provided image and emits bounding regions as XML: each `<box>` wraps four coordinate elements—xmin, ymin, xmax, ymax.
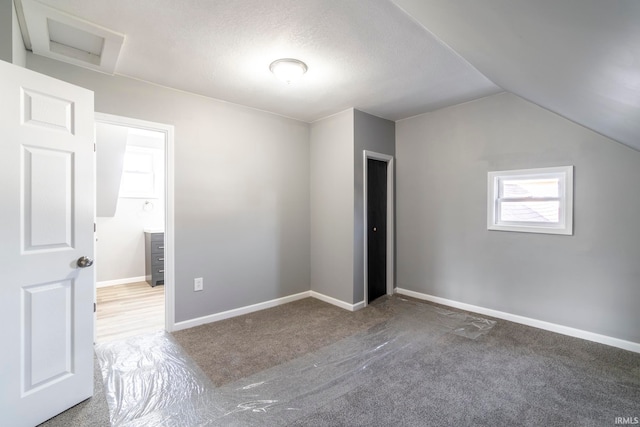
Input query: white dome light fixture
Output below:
<box><xmin>269</xmin><ymin>58</ymin><xmax>308</xmax><ymax>84</ymax></box>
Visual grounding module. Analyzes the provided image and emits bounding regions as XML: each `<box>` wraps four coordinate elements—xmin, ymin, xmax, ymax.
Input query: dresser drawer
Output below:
<box><xmin>145</xmin><ymin>231</ymin><xmax>165</xmax><ymax>287</ymax></box>
<box><xmin>150</xmin><ymin>232</ymin><xmax>164</xmax><ymax>242</ymax></box>
<box><xmin>150</xmin><ymin>240</ymin><xmax>164</xmax><ymax>254</ymax></box>
<box><xmin>151</xmin><ymin>254</ymin><xmax>165</xmax><ymax>266</ymax></box>
<box><xmin>152</xmin><ymin>266</ymin><xmax>164</xmax><ymax>286</ymax></box>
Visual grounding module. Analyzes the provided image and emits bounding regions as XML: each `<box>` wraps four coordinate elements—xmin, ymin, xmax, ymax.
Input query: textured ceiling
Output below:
<box><xmin>393</xmin><ymin>0</ymin><xmax>640</xmax><ymax>151</ymax></box>
<box><xmin>18</xmin><ymin>1</ymin><xmax>639</xmax><ymax>151</ymax></box>
<box><xmin>20</xmin><ymin>0</ymin><xmax>501</xmax><ymax>122</ymax></box>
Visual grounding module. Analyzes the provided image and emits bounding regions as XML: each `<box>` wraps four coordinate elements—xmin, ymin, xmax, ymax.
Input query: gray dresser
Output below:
<box><xmin>144</xmin><ymin>231</ymin><xmax>164</xmax><ymax>287</ymax></box>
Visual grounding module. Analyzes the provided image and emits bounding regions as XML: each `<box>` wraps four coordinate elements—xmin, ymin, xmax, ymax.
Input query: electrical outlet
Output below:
<box><xmin>194</xmin><ymin>277</ymin><xmax>203</xmax><ymax>292</ymax></box>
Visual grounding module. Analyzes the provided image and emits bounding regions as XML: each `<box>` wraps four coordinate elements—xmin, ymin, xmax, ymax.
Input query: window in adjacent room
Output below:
<box><xmin>487</xmin><ymin>166</ymin><xmax>573</xmax><ymax>235</ymax></box>
<box><xmin>119</xmin><ymin>146</ymin><xmax>161</xmax><ymax>198</ymax></box>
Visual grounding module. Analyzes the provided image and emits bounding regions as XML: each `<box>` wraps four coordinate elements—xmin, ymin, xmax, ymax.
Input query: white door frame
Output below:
<box><xmin>363</xmin><ymin>150</ymin><xmax>394</xmax><ymax>307</ymax></box>
<box><xmin>94</xmin><ymin>113</ymin><xmax>176</xmax><ymax>332</ymax></box>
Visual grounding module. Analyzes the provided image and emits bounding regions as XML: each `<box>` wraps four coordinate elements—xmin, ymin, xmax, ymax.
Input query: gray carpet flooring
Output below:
<box><xmin>172</xmin><ymin>297</ymin><xmax>393</xmax><ymax>386</ymax></box>
<box><xmin>288</xmin><ymin>308</ymin><xmax>640</xmax><ymax>426</ymax></box>
<box><xmin>38</xmin><ymin>354</ymin><xmax>110</xmax><ymax>427</ymax></box>
<box><xmin>88</xmin><ymin>295</ymin><xmax>639</xmax><ymax>426</ymax></box>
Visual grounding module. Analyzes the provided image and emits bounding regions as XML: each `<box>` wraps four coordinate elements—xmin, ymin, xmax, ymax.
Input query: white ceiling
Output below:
<box><xmin>17</xmin><ymin>1</ymin><xmax>640</xmax><ymax>151</ymax></box>
<box><xmin>393</xmin><ymin>0</ymin><xmax>640</xmax><ymax>151</ymax></box>
<box><xmin>18</xmin><ymin>0</ymin><xmax>501</xmax><ymax>122</ymax></box>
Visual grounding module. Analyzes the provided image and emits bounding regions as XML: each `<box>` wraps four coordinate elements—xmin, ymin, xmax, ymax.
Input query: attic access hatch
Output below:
<box><xmin>21</xmin><ymin>0</ymin><xmax>124</xmax><ymax>74</ymax></box>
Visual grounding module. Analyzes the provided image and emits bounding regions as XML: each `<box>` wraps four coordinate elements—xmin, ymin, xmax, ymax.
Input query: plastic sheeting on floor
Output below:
<box><xmin>95</xmin><ymin>296</ymin><xmax>496</xmax><ymax>426</ymax></box>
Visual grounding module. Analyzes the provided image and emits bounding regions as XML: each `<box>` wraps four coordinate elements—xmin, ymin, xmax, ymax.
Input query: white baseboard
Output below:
<box><xmin>173</xmin><ymin>291</ymin><xmax>312</xmax><ymax>331</ymax></box>
<box><xmin>96</xmin><ymin>276</ymin><xmax>147</xmax><ymax>288</ymax></box>
<box><xmin>310</xmin><ymin>291</ymin><xmax>364</xmax><ymax>312</ymax></box>
<box><xmin>395</xmin><ymin>288</ymin><xmax>640</xmax><ymax>354</ymax></box>
<box><xmin>173</xmin><ymin>290</ymin><xmax>365</xmax><ymax>332</ymax></box>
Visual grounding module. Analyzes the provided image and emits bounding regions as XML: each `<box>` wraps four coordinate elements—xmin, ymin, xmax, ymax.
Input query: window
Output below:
<box><xmin>487</xmin><ymin>166</ymin><xmax>573</xmax><ymax>235</ymax></box>
<box><xmin>119</xmin><ymin>146</ymin><xmax>162</xmax><ymax>198</ymax></box>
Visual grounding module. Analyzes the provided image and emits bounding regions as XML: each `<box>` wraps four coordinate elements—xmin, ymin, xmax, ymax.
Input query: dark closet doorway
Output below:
<box><xmin>367</xmin><ymin>158</ymin><xmax>388</xmax><ymax>303</ymax></box>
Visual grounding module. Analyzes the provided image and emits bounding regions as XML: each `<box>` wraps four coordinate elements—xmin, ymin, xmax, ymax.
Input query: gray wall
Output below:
<box><xmin>1</xmin><ymin>0</ymin><xmax>25</xmax><ymax>66</ymax></box>
<box><xmin>96</xmin><ymin>122</ymin><xmax>127</xmax><ymax>218</ymax></box>
<box><xmin>309</xmin><ymin>109</ymin><xmax>395</xmax><ymax>305</ymax></box>
<box><xmin>11</xmin><ymin>0</ymin><xmax>25</xmax><ymax>67</ymax></box>
<box><xmin>96</xmin><ymin>196</ymin><xmax>164</xmax><ymax>283</ymax></box>
<box><xmin>396</xmin><ymin>92</ymin><xmax>640</xmax><ymax>344</ymax></box>
<box><xmin>0</xmin><ymin>0</ymin><xmax>11</xmax><ymax>63</ymax></box>
<box><xmin>26</xmin><ymin>53</ymin><xmax>311</xmax><ymax>323</ymax></box>
<box><xmin>353</xmin><ymin>110</ymin><xmax>395</xmax><ymax>303</ymax></box>
<box><xmin>310</xmin><ymin>110</ymin><xmax>355</xmax><ymax>303</ymax></box>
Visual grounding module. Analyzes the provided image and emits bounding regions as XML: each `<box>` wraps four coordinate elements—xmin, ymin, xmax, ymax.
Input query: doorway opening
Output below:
<box><xmin>94</xmin><ymin>113</ymin><xmax>174</xmax><ymax>342</ymax></box>
<box><xmin>363</xmin><ymin>150</ymin><xmax>394</xmax><ymax>306</ymax></box>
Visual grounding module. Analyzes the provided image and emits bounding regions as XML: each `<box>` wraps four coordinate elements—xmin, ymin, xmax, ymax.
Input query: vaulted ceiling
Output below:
<box><xmin>17</xmin><ymin>0</ymin><xmax>640</xmax><ymax>151</ymax></box>
<box><xmin>393</xmin><ymin>0</ymin><xmax>640</xmax><ymax>151</ymax></box>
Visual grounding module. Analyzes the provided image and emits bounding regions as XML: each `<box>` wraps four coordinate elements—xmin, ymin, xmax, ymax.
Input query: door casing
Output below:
<box><xmin>362</xmin><ymin>150</ymin><xmax>394</xmax><ymax>307</ymax></box>
<box><xmin>94</xmin><ymin>113</ymin><xmax>176</xmax><ymax>332</ymax></box>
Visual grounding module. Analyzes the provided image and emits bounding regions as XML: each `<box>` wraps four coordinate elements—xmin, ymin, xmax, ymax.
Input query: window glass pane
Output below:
<box><xmin>121</xmin><ymin>172</ymin><xmax>154</xmax><ymax>194</ymax></box>
<box><xmin>123</xmin><ymin>151</ymin><xmax>153</xmax><ymax>173</ymax></box>
<box><xmin>501</xmin><ymin>178</ymin><xmax>559</xmax><ymax>198</ymax></box>
<box><xmin>499</xmin><ymin>201</ymin><xmax>560</xmax><ymax>223</ymax></box>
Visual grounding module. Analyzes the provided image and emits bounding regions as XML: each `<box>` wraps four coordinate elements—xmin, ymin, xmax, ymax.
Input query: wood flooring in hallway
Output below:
<box><xmin>96</xmin><ymin>281</ymin><xmax>164</xmax><ymax>343</ymax></box>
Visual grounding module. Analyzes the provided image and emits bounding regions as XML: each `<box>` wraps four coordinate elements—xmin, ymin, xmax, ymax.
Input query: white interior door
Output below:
<box><xmin>0</xmin><ymin>60</ymin><xmax>95</xmax><ymax>426</ymax></box>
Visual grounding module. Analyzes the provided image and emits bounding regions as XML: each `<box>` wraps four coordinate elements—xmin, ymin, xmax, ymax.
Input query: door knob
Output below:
<box><xmin>77</xmin><ymin>256</ymin><xmax>94</xmax><ymax>268</ymax></box>
<box><xmin>373</xmin><ymin>227</ymin><xmax>377</xmax><ymax>232</ymax></box>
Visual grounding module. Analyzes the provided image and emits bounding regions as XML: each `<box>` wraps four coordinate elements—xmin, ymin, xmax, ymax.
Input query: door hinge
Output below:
<box><xmin>94</xmin><ymin>143</ymin><xmax>96</xmax><ymax>152</ymax></box>
<box><xmin>94</xmin><ymin>223</ymin><xmax>96</xmax><ymax>232</ymax></box>
<box><xmin>94</xmin><ymin>302</ymin><xmax>96</xmax><ymax>313</ymax></box>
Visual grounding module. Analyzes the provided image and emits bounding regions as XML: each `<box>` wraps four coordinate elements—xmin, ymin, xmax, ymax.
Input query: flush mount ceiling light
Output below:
<box><xmin>269</xmin><ymin>58</ymin><xmax>308</xmax><ymax>84</ymax></box>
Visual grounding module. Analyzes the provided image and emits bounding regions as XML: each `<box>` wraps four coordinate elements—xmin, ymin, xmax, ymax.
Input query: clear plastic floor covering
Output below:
<box><xmin>95</xmin><ymin>297</ymin><xmax>495</xmax><ymax>426</ymax></box>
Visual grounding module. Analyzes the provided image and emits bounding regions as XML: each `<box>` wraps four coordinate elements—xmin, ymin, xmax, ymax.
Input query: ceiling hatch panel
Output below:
<box><xmin>21</xmin><ymin>0</ymin><xmax>124</xmax><ymax>74</ymax></box>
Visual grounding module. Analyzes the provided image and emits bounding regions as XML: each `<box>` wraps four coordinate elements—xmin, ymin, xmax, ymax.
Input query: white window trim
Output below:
<box><xmin>487</xmin><ymin>166</ymin><xmax>574</xmax><ymax>235</ymax></box>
